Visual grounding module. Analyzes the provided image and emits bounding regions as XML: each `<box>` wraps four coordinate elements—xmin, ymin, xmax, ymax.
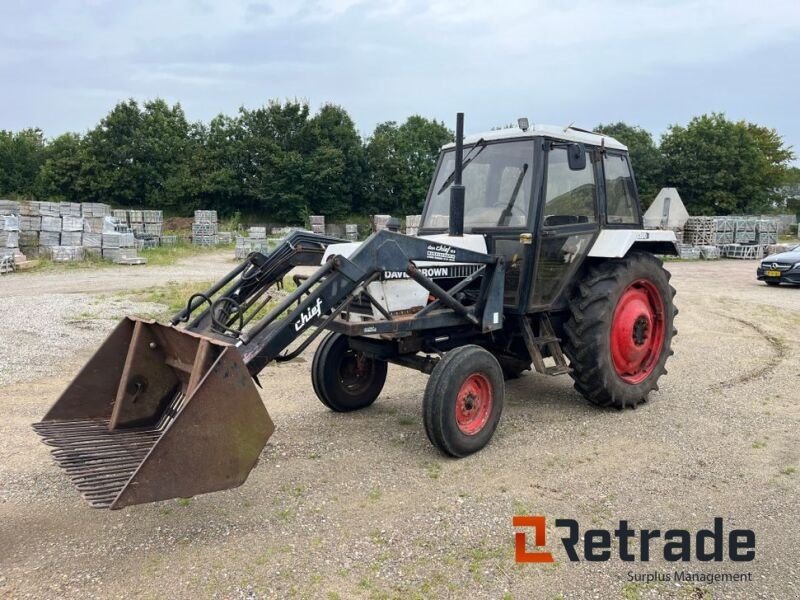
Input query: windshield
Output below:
<box><xmin>422</xmin><ymin>140</ymin><xmax>534</xmax><ymax>230</ymax></box>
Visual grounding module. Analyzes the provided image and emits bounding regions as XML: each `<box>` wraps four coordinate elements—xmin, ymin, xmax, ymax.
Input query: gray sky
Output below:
<box><xmin>2</xmin><ymin>0</ymin><xmax>800</xmax><ymax>154</ymax></box>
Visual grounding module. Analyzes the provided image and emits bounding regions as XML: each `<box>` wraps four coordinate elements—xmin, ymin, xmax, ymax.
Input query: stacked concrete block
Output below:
<box><xmin>81</xmin><ymin>203</ymin><xmax>110</xmax><ymax>218</ymax></box>
<box><xmin>0</xmin><ymin>215</ymin><xmax>20</xmax><ymax>250</ymax></box>
<box><xmin>249</xmin><ymin>226</ymin><xmax>267</xmax><ymax>239</ymax></box>
<box><xmin>405</xmin><ymin>214</ymin><xmax>421</xmax><ymax>237</ymax></box>
<box><xmin>83</xmin><ymin>232</ymin><xmax>102</xmax><ymax>248</ymax></box>
<box><xmin>235</xmin><ymin>237</ymin><xmax>271</xmax><ymax>259</ymax></box>
<box><xmin>41</xmin><ymin>216</ymin><xmax>62</xmax><ymax>232</ymax></box>
<box><xmin>39</xmin><ymin>231</ymin><xmax>61</xmax><ymax>247</ymax></box>
<box><xmin>193</xmin><ymin>210</ymin><xmax>218</xmax><ymax>245</ymax></box>
<box><xmin>59</xmin><ymin>202</ymin><xmax>82</xmax><ymax>217</ymax></box>
<box><xmin>345</xmin><ymin>223</ymin><xmax>358</xmax><ymax>241</ymax></box>
<box><xmin>48</xmin><ymin>246</ymin><xmax>85</xmax><ymax>262</ymax></box>
<box><xmin>83</xmin><ymin>217</ymin><xmax>106</xmax><ymax>233</ymax></box>
<box><xmin>61</xmin><ymin>216</ymin><xmax>84</xmax><ymax>232</ymax></box>
<box><xmin>755</xmin><ymin>219</ymin><xmax>778</xmax><ymax>245</ymax></box>
<box><xmin>309</xmin><ymin>215</ymin><xmax>325</xmax><ymax>235</ymax></box>
<box><xmin>60</xmin><ymin>231</ymin><xmax>82</xmax><ymax>246</ymax></box>
<box><xmin>0</xmin><ymin>199</ymin><xmax>21</xmax><ymax>214</ymax></box>
<box><xmin>372</xmin><ymin>215</ymin><xmax>393</xmax><ymax>232</ymax></box>
<box><xmin>683</xmin><ymin>217</ymin><xmax>716</xmax><ymax>246</ymax></box>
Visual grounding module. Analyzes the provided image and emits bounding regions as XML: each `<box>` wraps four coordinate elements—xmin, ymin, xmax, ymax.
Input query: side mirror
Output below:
<box><xmin>567</xmin><ymin>143</ymin><xmax>586</xmax><ymax>170</ymax></box>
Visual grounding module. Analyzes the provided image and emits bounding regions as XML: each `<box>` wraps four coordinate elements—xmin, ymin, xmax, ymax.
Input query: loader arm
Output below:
<box><xmin>33</xmin><ymin>229</ymin><xmax>505</xmax><ymax>509</ymax></box>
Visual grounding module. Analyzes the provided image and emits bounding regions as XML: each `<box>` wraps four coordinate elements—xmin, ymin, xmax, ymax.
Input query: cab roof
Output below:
<box><xmin>441</xmin><ymin>124</ymin><xmax>628</xmax><ymax>151</ymax></box>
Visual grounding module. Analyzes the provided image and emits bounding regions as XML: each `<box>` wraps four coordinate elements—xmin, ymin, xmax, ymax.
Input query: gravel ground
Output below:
<box><xmin>0</xmin><ymin>257</ymin><xmax>798</xmax><ymax>599</ymax></box>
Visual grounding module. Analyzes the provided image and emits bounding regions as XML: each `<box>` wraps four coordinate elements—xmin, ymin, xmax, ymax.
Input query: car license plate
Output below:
<box><xmin>766</xmin><ymin>270</ymin><xmax>781</xmax><ymax>277</ymax></box>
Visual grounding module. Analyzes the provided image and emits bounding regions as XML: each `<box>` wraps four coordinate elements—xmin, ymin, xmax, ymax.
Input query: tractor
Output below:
<box><xmin>33</xmin><ymin>114</ymin><xmax>678</xmax><ymax>509</ymax></box>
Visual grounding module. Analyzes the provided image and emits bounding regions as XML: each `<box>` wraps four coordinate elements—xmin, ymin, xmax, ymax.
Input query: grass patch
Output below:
<box><xmin>139</xmin><ymin>242</ymin><xmax>232</xmax><ymax>266</ymax></box>
<box><xmin>424</xmin><ymin>462</ymin><xmax>441</xmax><ymax>479</ymax></box>
<box><xmin>780</xmin><ymin>466</ymin><xmax>796</xmax><ymax>476</ymax></box>
<box><xmin>752</xmin><ymin>440</ymin><xmax>767</xmax><ymax>449</ymax></box>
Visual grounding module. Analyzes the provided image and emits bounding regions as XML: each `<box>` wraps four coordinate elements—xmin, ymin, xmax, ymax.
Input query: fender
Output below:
<box><xmin>588</xmin><ymin>229</ymin><xmax>679</xmax><ymax>258</ymax></box>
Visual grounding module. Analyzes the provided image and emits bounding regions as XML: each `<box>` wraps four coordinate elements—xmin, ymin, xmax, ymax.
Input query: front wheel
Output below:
<box><xmin>563</xmin><ymin>252</ymin><xmax>677</xmax><ymax>409</ymax></box>
<box><xmin>423</xmin><ymin>345</ymin><xmax>504</xmax><ymax>457</ymax></box>
<box><xmin>311</xmin><ymin>332</ymin><xmax>387</xmax><ymax>412</ymax></box>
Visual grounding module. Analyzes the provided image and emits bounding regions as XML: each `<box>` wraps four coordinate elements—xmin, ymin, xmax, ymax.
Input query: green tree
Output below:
<box><xmin>36</xmin><ymin>132</ymin><xmax>84</xmax><ymax>202</ymax></box>
<box><xmin>365</xmin><ymin>116</ymin><xmax>452</xmax><ymax>215</ymax></box>
<box><xmin>660</xmin><ymin>113</ymin><xmax>793</xmax><ymax>215</ymax></box>
<box><xmin>0</xmin><ymin>128</ymin><xmax>46</xmax><ymax>197</ymax></box>
<box><xmin>78</xmin><ymin>99</ymin><xmax>193</xmax><ymax>208</ymax></box>
<box><xmin>595</xmin><ymin>122</ymin><xmax>663</xmax><ymax>205</ymax></box>
<box><xmin>305</xmin><ymin>104</ymin><xmax>365</xmax><ymax>217</ymax></box>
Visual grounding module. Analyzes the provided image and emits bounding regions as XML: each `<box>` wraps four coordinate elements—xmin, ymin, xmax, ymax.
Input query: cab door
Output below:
<box><xmin>530</xmin><ymin>144</ymin><xmax>600</xmax><ymax>310</ymax></box>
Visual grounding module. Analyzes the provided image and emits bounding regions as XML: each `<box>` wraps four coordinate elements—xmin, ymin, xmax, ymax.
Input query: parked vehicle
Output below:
<box><xmin>757</xmin><ymin>244</ymin><xmax>800</xmax><ymax>286</ymax></box>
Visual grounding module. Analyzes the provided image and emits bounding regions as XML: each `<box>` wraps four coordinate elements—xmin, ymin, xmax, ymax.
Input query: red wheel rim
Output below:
<box><xmin>455</xmin><ymin>373</ymin><xmax>493</xmax><ymax>435</ymax></box>
<box><xmin>610</xmin><ymin>279</ymin><xmax>666</xmax><ymax>384</ymax></box>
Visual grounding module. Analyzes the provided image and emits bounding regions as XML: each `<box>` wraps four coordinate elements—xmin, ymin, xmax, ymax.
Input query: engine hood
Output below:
<box><xmin>321</xmin><ymin>233</ymin><xmax>487</xmax><ymax>264</ymax></box>
<box><xmin>762</xmin><ymin>249</ymin><xmax>800</xmax><ymax>264</ymax></box>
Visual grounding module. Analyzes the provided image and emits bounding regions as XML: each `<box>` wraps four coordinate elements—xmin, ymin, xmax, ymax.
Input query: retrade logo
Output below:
<box><xmin>513</xmin><ymin>516</ymin><xmax>755</xmax><ymax>563</ymax></box>
<box><xmin>512</xmin><ymin>516</ymin><xmax>554</xmax><ymax>563</ymax></box>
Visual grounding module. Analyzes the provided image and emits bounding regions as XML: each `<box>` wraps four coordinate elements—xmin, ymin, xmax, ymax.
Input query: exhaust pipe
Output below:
<box><xmin>449</xmin><ymin>112</ymin><xmax>465</xmax><ymax>237</ymax></box>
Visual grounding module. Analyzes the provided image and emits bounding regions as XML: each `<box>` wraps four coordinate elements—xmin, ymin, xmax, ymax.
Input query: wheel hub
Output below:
<box><xmin>455</xmin><ymin>374</ymin><xmax>492</xmax><ymax>436</ymax></box>
<box><xmin>610</xmin><ymin>280</ymin><xmax>666</xmax><ymax>384</ymax></box>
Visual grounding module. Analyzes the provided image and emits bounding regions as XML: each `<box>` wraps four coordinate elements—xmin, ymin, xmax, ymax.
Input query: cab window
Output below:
<box><xmin>543</xmin><ymin>147</ymin><xmax>597</xmax><ymax>227</ymax></box>
<box><xmin>604</xmin><ymin>154</ymin><xmax>639</xmax><ymax>224</ymax></box>
<box><xmin>422</xmin><ymin>140</ymin><xmax>533</xmax><ymax>230</ymax></box>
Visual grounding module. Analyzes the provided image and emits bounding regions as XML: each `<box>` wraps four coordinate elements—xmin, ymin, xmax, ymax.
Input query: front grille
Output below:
<box><xmin>761</xmin><ymin>263</ymin><xmax>793</xmax><ymax>271</ymax></box>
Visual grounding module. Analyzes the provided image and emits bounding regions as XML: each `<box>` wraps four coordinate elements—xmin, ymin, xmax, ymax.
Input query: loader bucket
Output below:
<box><xmin>32</xmin><ymin>317</ymin><xmax>274</xmax><ymax>509</ymax></box>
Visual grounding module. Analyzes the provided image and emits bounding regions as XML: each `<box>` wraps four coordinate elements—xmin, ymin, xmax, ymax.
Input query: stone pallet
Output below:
<box><xmin>59</xmin><ymin>203</ymin><xmax>82</xmax><ymax>217</ymax></box>
<box><xmin>0</xmin><ymin>199</ymin><xmax>21</xmax><ymax>215</ymax></box>
<box><xmin>193</xmin><ymin>235</ymin><xmax>218</xmax><ymax>246</ymax></box>
<box><xmin>19</xmin><ymin>216</ymin><xmax>41</xmax><ymax>231</ymax></box>
<box><xmin>192</xmin><ymin>222</ymin><xmax>217</xmax><ymax>235</ymax></box>
<box><xmin>60</xmin><ymin>232</ymin><xmax>82</xmax><ymax>246</ymax></box>
<box><xmin>39</xmin><ymin>231</ymin><xmax>60</xmax><ymax>246</ymax></box>
<box><xmin>81</xmin><ymin>203</ymin><xmax>110</xmax><ymax>218</ymax></box>
<box><xmin>47</xmin><ymin>246</ymin><xmax>85</xmax><ymax>262</ymax></box>
<box><xmin>20</xmin><ymin>231</ymin><xmax>38</xmax><ymax>246</ymax></box>
<box><xmin>235</xmin><ymin>238</ymin><xmax>271</xmax><ymax>259</ymax></box>
<box><xmin>83</xmin><ymin>232</ymin><xmax>102</xmax><ymax>248</ymax></box>
<box><xmin>61</xmin><ymin>216</ymin><xmax>84</xmax><ymax>232</ymax></box>
<box><xmin>678</xmin><ymin>244</ymin><xmax>701</xmax><ymax>260</ymax></box>
<box><xmin>0</xmin><ymin>231</ymin><xmax>19</xmax><ymax>248</ymax></box>
<box><xmin>41</xmin><ymin>216</ymin><xmax>62</xmax><ymax>232</ymax></box>
<box><xmin>160</xmin><ymin>235</ymin><xmax>178</xmax><ymax>246</ymax></box>
<box><xmin>248</xmin><ymin>226</ymin><xmax>267</xmax><ymax>239</ymax></box>
<box><xmin>720</xmin><ymin>244</ymin><xmax>764</xmax><ymax>259</ymax></box>
<box><xmin>194</xmin><ymin>210</ymin><xmax>218</xmax><ymax>223</ymax></box>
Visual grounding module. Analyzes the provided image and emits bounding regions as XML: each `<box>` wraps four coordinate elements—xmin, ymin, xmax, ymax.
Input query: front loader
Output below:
<box><xmin>34</xmin><ymin>114</ymin><xmax>679</xmax><ymax>509</ymax></box>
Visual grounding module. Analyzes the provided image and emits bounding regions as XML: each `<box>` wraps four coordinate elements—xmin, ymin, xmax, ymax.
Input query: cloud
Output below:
<box><xmin>0</xmin><ymin>0</ymin><xmax>799</xmax><ymax>152</ymax></box>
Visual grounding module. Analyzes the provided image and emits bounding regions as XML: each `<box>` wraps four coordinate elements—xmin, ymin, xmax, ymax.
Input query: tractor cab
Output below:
<box><xmin>419</xmin><ymin>125</ymin><xmax>644</xmax><ymax>312</ymax></box>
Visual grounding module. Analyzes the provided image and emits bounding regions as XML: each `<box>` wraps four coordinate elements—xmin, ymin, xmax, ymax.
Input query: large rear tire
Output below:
<box><xmin>563</xmin><ymin>252</ymin><xmax>677</xmax><ymax>409</ymax></box>
<box><xmin>423</xmin><ymin>345</ymin><xmax>504</xmax><ymax>457</ymax></box>
<box><xmin>311</xmin><ymin>332</ymin><xmax>387</xmax><ymax>412</ymax></box>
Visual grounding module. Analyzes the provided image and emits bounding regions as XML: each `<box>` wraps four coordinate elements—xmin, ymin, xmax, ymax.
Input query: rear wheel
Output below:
<box><xmin>311</xmin><ymin>332</ymin><xmax>387</xmax><ymax>412</ymax></box>
<box><xmin>563</xmin><ymin>252</ymin><xmax>677</xmax><ymax>409</ymax></box>
<box><xmin>423</xmin><ymin>345</ymin><xmax>504</xmax><ymax>457</ymax></box>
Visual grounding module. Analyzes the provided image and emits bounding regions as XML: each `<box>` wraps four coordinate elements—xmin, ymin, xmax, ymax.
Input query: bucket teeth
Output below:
<box><xmin>32</xmin><ymin>393</ymin><xmax>185</xmax><ymax>509</ymax></box>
